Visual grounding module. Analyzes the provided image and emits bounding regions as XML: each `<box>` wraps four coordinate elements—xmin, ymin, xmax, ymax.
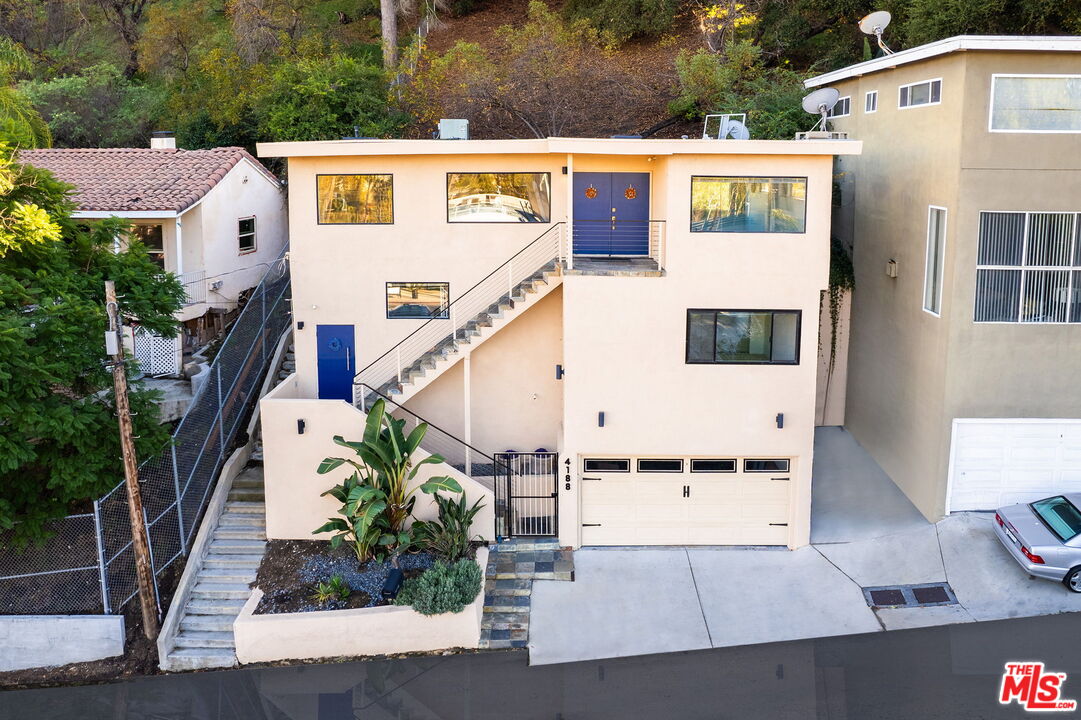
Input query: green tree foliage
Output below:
<box><xmin>902</xmin><ymin>0</ymin><xmax>1081</xmax><ymax>46</ymax></box>
<box><xmin>564</xmin><ymin>0</ymin><xmax>679</xmax><ymax>44</ymax></box>
<box><xmin>0</xmin><ymin>147</ymin><xmax>184</xmax><ymax>541</ymax></box>
<box><xmin>670</xmin><ymin>42</ymin><xmax>808</xmax><ymax>139</ymax></box>
<box><xmin>21</xmin><ymin>63</ymin><xmax>166</xmax><ymax>147</ymax></box>
<box><xmin>0</xmin><ymin>38</ymin><xmax>49</xmax><ymax>148</ymax></box>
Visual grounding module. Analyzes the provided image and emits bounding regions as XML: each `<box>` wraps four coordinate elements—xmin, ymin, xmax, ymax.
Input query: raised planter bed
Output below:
<box><xmin>233</xmin><ymin>547</ymin><xmax>488</xmax><ymax>664</ymax></box>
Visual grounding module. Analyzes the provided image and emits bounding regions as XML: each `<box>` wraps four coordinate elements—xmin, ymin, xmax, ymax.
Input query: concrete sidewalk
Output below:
<box><xmin>528</xmin><ymin>514</ymin><xmax>1081</xmax><ymax>666</ymax></box>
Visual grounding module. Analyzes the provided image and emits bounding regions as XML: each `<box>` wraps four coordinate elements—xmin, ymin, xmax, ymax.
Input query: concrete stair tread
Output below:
<box><xmin>175</xmin><ymin>630</ymin><xmax>236</xmax><ymax>649</ymax></box>
<box><xmin>224</xmin><ymin>501</ymin><xmax>265</xmax><ymax>513</ymax></box>
<box><xmin>198</xmin><ymin>569</ymin><xmax>258</xmax><ymax>582</ymax></box>
<box><xmin>217</xmin><ymin>513</ymin><xmax>265</xmax><ymax>525</ymax></box>
<box><xmin>182</xmin><ymin>615</ymin><xmax>235</xmax><ymax>631</ymax></box>
<box><xmin>186</xmin><ymin>598</ymin><xmax>247</xmax><ymax>614</ymax></box>
<box><xmin>214</xmin><ymin>530</ymin><xmax>267</xmax><ymax>541</ymax></box>
<box><xmin>208</xmin><ymin>539</ymin><xmax>266</xmax><ymax>553</ymax></box>
<box><xmin>204</xmin><ymin>555</ymin><xmax>264</xmax><ymax>567</ymax></box>
<box><xmin>167</xmin><ymin>647</ymin><xmax>237</xmax><ymax>669</ymax></box>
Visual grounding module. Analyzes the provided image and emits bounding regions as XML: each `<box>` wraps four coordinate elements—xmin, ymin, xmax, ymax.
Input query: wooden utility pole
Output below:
<box><xmin>104</xmin><ymin>280</ymin><xmax>159</xmax><ymax>640</ymax></box>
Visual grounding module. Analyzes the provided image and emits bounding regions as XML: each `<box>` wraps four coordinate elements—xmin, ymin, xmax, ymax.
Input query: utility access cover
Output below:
<box><xmin>862</xmin><ymin>583</ymin><xmax>957</xmax><ymax>609</ymax></box>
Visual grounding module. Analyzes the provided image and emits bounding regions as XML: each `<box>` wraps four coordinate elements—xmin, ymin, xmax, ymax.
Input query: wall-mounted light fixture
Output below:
<box><xmin>776</xmin><ymin>413</ymin><xmax>784</xmax><ymax>429</ymax></box>
<box><xmin>598</xmin><ymin>411</ymin><xmax>605</xmax><ymax>428</ymax></box>
<box><xmin>561</xmin><ymin>166</ymin><xmax>568</xmax><ymax>174</ymax></box>
<box><xmin>297</xmin><ymin>419</ymin><xmax>306</xmax><ymax>434</ymax></box>
<box><xmin>555</xmin><ymin>364</ymin><xmax>565</xmax><ymax>380</ymax></box>
<box><xmin>886</xmin><ymin>259</ymin><xmax>898</xmax><ymax>278</ymax></box>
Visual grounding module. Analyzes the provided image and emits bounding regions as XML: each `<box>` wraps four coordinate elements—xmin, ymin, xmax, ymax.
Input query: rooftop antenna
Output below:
<box><xmin>859</xmin><ymin>10</ymin><xmax>894</xmax><ymax>55</ymax></box>
<box><xmin>801</xmin><ymin>87</ymin><xmax>841</xmax><ymax>133</ymax></box>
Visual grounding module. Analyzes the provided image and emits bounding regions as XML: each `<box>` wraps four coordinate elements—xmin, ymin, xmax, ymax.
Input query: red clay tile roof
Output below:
<box><xmin>17</xmin><ymin>147</ymin><xmax>279</xmax><ymax>213</ymax></box>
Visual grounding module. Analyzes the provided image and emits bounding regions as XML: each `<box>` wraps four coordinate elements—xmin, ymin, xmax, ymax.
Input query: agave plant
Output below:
<box><xmin>313</xmin><ymin>398</ymin><xmax>462</xmax><ymax>565</ymax></box>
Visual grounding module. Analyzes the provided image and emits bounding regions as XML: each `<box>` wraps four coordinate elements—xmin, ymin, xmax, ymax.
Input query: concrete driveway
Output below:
<box><xmin>528</xmin><ymin>514</ymin><xmax>1081</xmax><ymax>666</ymax></box>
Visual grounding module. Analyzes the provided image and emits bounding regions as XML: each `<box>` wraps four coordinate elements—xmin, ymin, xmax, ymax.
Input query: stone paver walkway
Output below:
<box><xmin>480</xmin><ymin>538</ymin><xmax>573</xmax><ymax>650</ymax></box>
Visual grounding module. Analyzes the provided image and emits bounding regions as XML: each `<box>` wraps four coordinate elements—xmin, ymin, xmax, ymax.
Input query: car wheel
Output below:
<box><xmin>1063</xmin><ymin>567</ymin><xmax>1081</xmax><ymax>593</ymax></box>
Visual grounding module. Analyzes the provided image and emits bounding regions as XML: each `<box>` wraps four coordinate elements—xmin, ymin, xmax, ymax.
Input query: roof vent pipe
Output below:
<box><xmin>150</xmin><ymin>131</ymin><xmax>176</xmax><ymax>150</ymax></box>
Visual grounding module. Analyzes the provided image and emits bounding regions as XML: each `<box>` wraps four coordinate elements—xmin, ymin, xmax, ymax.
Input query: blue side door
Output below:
<box><xmin>316</xmin><ymin>325</ymin><xmax>355</xmax><ymax>401</ymax></box>
<box><xmin>572</xmin><ymin>172</ymin><xmax>650</xmax><ymax>256</ymax></box>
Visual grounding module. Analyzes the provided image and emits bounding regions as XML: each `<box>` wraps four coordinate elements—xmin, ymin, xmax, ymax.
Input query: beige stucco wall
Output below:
<box><xmin>259</xmin><ymin>376</ymin><xmax>496</xmax><ymax>541</ymax></box>
<box><xmin>403</xmin><ymin>285</ymin><xmax>564</xmax><ymax>456</ymax></box>
<box><xmin>815</xmin><ymin>290</ymin><xmax>850</xmax><ymax>427</ymax></box>
<box><xmin>827</xmin><ymin>49</ymin><xmax>1081</xmax><ymax>520</ymax></box>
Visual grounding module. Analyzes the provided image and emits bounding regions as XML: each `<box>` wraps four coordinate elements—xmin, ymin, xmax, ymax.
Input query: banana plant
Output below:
<box><xmin>313</xmin><ymin>398</ymin><xmax>462</xmax><ymax>564</ymax></box>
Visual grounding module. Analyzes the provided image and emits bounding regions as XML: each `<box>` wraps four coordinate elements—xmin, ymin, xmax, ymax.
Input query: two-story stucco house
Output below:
<box><xmin>804</xmin><ymin>36</ymin><xmax>1081</xmax><ymax>521</ymax></box>
<box><xmin>257</xmin><ymin>135</ymin><xmax>861</xmax><ymax>550</ymax></box>
<box><xmin>20</xmin><ymin>134</ymin><xmax>287</xmax><ymax>375</ymax></box>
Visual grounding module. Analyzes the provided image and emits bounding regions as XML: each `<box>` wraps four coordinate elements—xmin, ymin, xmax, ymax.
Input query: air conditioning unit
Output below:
<box><xmin>796</xmin><ymin>130</ymin><xmax>850</xmax><ymax>140</ymax></box>
<box><xmin>438</xmin><ymin>119</ymin><xmax>469</xmax><ymax>140</ymax></box>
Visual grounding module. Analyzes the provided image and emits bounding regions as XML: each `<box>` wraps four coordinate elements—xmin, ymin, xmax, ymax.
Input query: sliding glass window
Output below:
<box><xmin>317</xmin><ymin>174</ymin><xmax>393</xmax><ymax>224</ymax></box>
<box><xmin>386</xmin><ymin>282</ymin><xmax>449</xmax><ymax>319</ymax></box>
<box><xmin>447</xmin><ymin>172</ymin><xmax>551</xmax><ymax>223</ymax></box>
<box><xmin>686</xmin><ymin>310</ymin><xmax>800</xmax><ymax>364</ymax></box>
<box><xmin>690</xmin><ymin>177</ymin><xmax>806</xmax><ymax>233</ymax></box>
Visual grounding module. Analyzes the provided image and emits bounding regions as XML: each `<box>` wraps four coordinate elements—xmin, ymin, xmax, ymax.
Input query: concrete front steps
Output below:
<box><xmin>164</xmin><ymin>467</ymin><xmax>267</xmax><ymax>671</ymax></box>
<box><xmin>480</xmin><ymin>538</ymin><xmax>574</xmax><ymax>650</ymax></box>
<box><xmin>251</xmin><ymin>343</ymin><xmax>294</xmax><ymax>464</ymax></box>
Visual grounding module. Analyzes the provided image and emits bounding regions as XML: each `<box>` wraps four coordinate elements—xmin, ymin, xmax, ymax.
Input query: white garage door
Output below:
<box><xmin>948</xmin><ymin>420</ymin><xmax>1081</xmax><ymax>512</ymax></box>
<box><xmin>580</xmin><ymin>457</ymin><xmax>792</xmax><ymax>546</ymax></box>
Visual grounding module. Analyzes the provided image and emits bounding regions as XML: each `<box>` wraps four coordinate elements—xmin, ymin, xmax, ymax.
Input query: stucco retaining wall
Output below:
<box><xmin>0</xmin><ymin>615</ymin><xmax>124</xmax><ymax>671</ymax></box>
<box><xmin>234</xmin><ymin>547</ymin><xmax>487</xmax><ymax>664</ymax></box>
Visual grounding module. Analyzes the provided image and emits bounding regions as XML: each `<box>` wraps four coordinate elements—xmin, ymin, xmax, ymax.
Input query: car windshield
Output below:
<box><xmin>1031</xmin><ymin>496</ymin><xmax>1081</xmax><ymax>542</ymax></box>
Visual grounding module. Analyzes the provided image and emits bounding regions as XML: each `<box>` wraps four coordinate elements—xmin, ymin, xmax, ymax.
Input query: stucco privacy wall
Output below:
<box><xmin>285</xmin><ymin>152</ymin><xmax>568</xmax><ymax>401</ymax></box>
<box><xmin>259</xmin><ymin>376</ymin><xmax>496</xmax><ymax>540</ymax></box>
<box><xmin>825</xmin><ymin>53</ymin><xmax>966</xmax><ymax>520</ymax></box>
<box><xmin>559</xmin><ymin>153</ymin><xmax>836</xmax><ymax>549</ymax></box>
<box><xmin>0</xmin><ymin>616</ymin><xmax>124</xmax><ymax>671</ymax></box>
<box><xmin>403</xmin><ymin>286</ymin><xmax>564</xmax><ymax>456</ymax></box>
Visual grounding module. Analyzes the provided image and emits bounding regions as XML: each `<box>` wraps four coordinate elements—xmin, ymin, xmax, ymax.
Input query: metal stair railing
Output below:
<box><xmin>353</xmin><ymin>223</ymin><xmax>566</xmax><ymax>407</ymax></box>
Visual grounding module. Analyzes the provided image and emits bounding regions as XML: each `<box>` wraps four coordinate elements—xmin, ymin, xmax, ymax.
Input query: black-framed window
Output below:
<box><xmin>744</xmin><ymin>459</ymin><xmax>790</xmax><ymax>473</ymax></box>
<box><xmin>386</xmin><ymin>282</ymin><xmax>449</xmax><ymax>319</ymax></box>
<box><xmin>133</xmin><ymin>224</ymin><xmax>165</xmax><ymax>269</ymax></box>
<box><xmin>447</xmin><ymin>172</ymin><xmax>551</xmax><ymax>223</ymax></box>
<box><xmin>238</xmin><ymin>216</ymin><xmax>256</xmax><ymax>253</ymax></box>
<box><xmin>317</xmin><ymin>174</ymin><xmax>393</xmax><ymax>224</ymax></box>
<box><xmin>690</xmin><ymin>459</ymin><xmax>737</xmax><ymax>473</ymax></box>
<box><xmin>686</xmin><ymin>309</ymin><xmax>801</xmax><ymax>365</ymax></box>
<box><xmin>690</xmin><ymin>176</ymin><xmax>807</xmax><ymax>233</ymax></box>
<box><xmin>584</xmin><ymin>458</ymin><xmax>629</xmax><ymax>472</ymax></box>
<box><xmin>637</xmin><ymin>459</ymin><xmax>684</xmax><ymax>473</ymax></box>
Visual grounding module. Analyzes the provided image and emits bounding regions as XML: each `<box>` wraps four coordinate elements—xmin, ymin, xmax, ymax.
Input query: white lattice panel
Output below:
<box><xmin>133</xmin><ymin>328</ymin><xmax>181</xmax><ymax>375</ymax></box>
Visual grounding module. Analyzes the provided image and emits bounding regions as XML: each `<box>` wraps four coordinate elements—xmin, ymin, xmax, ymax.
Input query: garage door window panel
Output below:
<box><xmin>584</xmin><ymin>459</ymin><xmax>629</xmax><ymax>472</ymax></box>
<box><xmin>690</xmin><ymin>459</ymin><xmax>737</xmax><ymax>473</ymax></box>
<box><xmin>744</xmin><ymin>459</ymin><xmax>790</xmax><ymax>473</ymax></box>
<box><xmin>637</xmin><ymin>459</ymin><xmax>684</xmax><ymax>473</ymax></box>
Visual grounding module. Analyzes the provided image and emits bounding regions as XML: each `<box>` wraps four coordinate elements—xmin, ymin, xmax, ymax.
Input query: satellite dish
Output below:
<box><xmin>859</xmin><ymin>10</ymin><xmax>894</xmax><ymax>55</ymax></box>
<box><xmin>725</xmin><ymin>120</ymin><xmax>750</xmax><ymax>140</ymax></box>
<box><xmin>801</xmin><ymin>87</ymin><xmax>841</xmax><ymax>132</ymax></box>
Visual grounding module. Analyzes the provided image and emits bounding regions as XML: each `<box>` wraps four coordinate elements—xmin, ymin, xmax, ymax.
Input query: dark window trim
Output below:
<box><xmin>385</xmin><ymin>281</ymin><xmax>450</xmax><ymax>320</ymax></box>
<box><xmin>583</xmin><ymin>458</ymin><xmax>630</xmax><ymax>473</ymax></box>
<box><xmin>744</xmin><ymin>459</ymin><xmax>791</xmax><ymax>473</ymax></box>
<box><xmin>685</xmin><ymin>309</ymin><xmax>802</xmax><ymax>365</ymax></box>
<box><xmin>238</xmin><ymin>215</ymin><xmax>257</xmax><ymax>254</ymax></box>
<box><xmin>689</xmin><ymin>459</ymin><xmax>738</xmax><ymax>473</ymax></box>
<box><xmin>315</xmin><ymin>173</ymin><xmax>394</xmax><ymax>226</ymax></box>
<box><xmin>446</xmin><ymin>171</ymin><xmax>552</xmax><ymax>225</ymax></box>
<box><xmin>689</xmin><ymin>175</ymin><xmax>808</xmax><ymax>235</ymax></box>
<box><xmin>636</xmin><ymin>459</ymin><xmax>685</xmax><ymax>473</ymax></box>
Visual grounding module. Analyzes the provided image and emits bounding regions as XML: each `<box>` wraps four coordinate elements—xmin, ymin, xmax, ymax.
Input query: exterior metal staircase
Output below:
<box><xmin>354</xmin><ymin>223</ymin><xmax>566</xmax><ymax>410</ymax></box>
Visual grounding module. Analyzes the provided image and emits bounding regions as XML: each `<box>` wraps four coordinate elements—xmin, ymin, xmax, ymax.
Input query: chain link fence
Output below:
<box><xmin>0</xmin><ymin>249</ymin><xmax>291</xmax><ymax>615</ymax></box>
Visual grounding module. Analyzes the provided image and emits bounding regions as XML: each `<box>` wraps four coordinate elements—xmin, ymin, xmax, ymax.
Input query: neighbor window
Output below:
<box><xmin>690</xmin><ymin>459</ymin><xmax>736</xmax><ymax>473</ymax></box>
<box><xmin>686</xmin><ymin>310</ymin><xmax>800</xmax><ymax>364</ymax></box>
<box><xmin>923</xmin><ymin>206</ymin><xmax>947</xmax><ymax>315</ymax></box>
<box><xmin>447</xmin><ymin>172</ymin><xmax>551</xmax><ymax>222</ymax></box>
<box><xmin>690</xmin><ymin>177</ymin><xmax>807</xmax><ymax>233</ymax></box>
<box><xmin>637</xmin><ymin>459</ymin><xmax>684</xmax><ymax>473</ymax></box>
<box><xmin>827</xmin><ymin>96</ymin><xmax>851</xmax><ymax>118</ymax></box>
<box><xmin>990</xmin><ymin>75</ymin><xmax>1081</xmax><ymax>132</ymax></box>
<box><xmin>584</xmin><ymin>459</ymin><xmax>630</xmax><ymax>472</ymax></box>
<box><xmin>899</xmin><ymin>78</ymin><xmax>942</xmax><ymax>108</ymax></box>
<box><xmin>317</xmin><ymin>174</ymin><xmax>393</xmax><ymax>224</ymax></box>
<box><xmin>238</xmin><ymin>217</ymin><xmax>256</xmax><ymax>253</ymax></box>
<box><xmin>386</xmin><ymin>282</ymin><xmax>449</xmax><ymax>319</ymax></box>
<box><xmin>134</xmin><ymin>224</ymin><xmax>165</xmax><ymax>269</ymax></box>
<box><xmin>865</xmin><ymin>90</ymin><xmax>878</xmax><ymax>113</ymax></box>
<box><xmin>744</xmin><ymin>459</ymin><xmax>790</xmax><ymax>473</ymax></box>
<box><xmin>975</xmin><ymin>211</ymin><xmax>1081</xmax><ymax>323</ymax></box>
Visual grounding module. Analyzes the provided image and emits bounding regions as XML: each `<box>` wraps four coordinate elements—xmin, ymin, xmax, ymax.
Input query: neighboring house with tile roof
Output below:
<box><xmin>20</xmin><ymin>134</ymin><xmax>287</xmax><ymax>375</ymax></box>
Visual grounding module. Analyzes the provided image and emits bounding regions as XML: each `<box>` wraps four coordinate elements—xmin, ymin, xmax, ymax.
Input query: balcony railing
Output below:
<box><xmin>570</xmin><ymin>220</ymin><xmax>665</xmax><ymax>268</ymax></box>
<box><xmin>179</xmin><ymin>269</ymin><xmax>207</xmax><ymax>305</ymax></box>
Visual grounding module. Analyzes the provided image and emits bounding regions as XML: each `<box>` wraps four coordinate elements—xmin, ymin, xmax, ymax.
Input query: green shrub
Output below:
<box><xmin>412</xmin><ymin>493</ymin><xmax>485</xmax><ymax>563</ymax></box>
<box><xmin>564</xmin><ymin>0</ymin><xmax>678</xmax><ymax>44</ymax></box>
<box><xmin>395</xmin><ymin>559</ymin><xmax>482</xmax><ymax>615</ymax></box>
<box><xmin>310</xmin><ymin>575</ymin><xmax>351</xmax><ymax>605</ymax></box>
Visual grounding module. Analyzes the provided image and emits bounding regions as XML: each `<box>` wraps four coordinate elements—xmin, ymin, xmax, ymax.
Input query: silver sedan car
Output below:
<box><xmin>994</xmin><ymin>494</ymin><xmax>1081</xmax><ymax>592</ymax></box>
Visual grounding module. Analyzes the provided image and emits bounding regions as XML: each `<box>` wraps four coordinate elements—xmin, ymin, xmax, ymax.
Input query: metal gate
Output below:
<box><xmin>494</xmin><ymin>452</ymin><xmax>558</xmax><ymax>537</ymax></box>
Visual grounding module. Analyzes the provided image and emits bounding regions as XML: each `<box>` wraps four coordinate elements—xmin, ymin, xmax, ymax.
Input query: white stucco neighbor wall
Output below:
<box><xmin>0</xmin><ymin>616</ymin><xmax>125</xmax><ymax>671</ymax></box>
<box><xmin>259</xmin><ymin>376</ymin><xmax>496</xmax><ymax>541</ymax></box>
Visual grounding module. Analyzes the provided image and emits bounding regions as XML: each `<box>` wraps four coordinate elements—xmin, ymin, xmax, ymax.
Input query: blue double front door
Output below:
<box><xmin>572</xmin><ymin>172</ymin><xmax>651</xmax><ymax>256</ymax></box>
<box><xmin>316</xmin><ymin>324</ymin><xmax>355</xmax><ymax>401</ymax></box>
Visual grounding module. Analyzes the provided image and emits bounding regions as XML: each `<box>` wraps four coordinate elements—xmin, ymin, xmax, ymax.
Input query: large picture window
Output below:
<box><xmin>317</xmin><ymin>174</ymin><xmax>393</xmax><ymax>224</ymax></box>
<box><xmin>386</xmin><ymin>282</ymin><xmax>449</xmax><ymax>319</ymax></box>
<box><xmin>975</xmin><ymin>211</ymin><xmax>1081</xmax><ymax>323</ymax></box>
<box><xmin>686</xmin><ymin>309</ymin><xmax>800</xmax><ymax>364</ymax></box>
<box><xmin>447</xmin><ymin>172</ymin><xmax>551</xmax><ymax>223</ymax></box>
<box><xmin>990</xmin><ymin>75</ymin><xmax>1081</xmax><ymax>132</ymax></box>
<box><xmin>690</xmin><ymin>177</ymin><xmax>806</xmax><ymax>233</ymax></box>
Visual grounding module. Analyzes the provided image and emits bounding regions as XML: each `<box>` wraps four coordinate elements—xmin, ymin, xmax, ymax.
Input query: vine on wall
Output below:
<box><xmin>822</xmin><ymin>235</ymin><xmax>855</xmax><ymax>416</ymax></box>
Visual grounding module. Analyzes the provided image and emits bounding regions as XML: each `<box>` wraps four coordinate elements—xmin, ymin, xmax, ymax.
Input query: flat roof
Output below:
<box><xmin>805</xmin><ymin>35</ymin><xmax>1081</xmax><ymax>88</ymax></box>
<box><xmin>257</xmin><ymin>136</ymin><xmax>861</xmax><ymax>158</ymax></box>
